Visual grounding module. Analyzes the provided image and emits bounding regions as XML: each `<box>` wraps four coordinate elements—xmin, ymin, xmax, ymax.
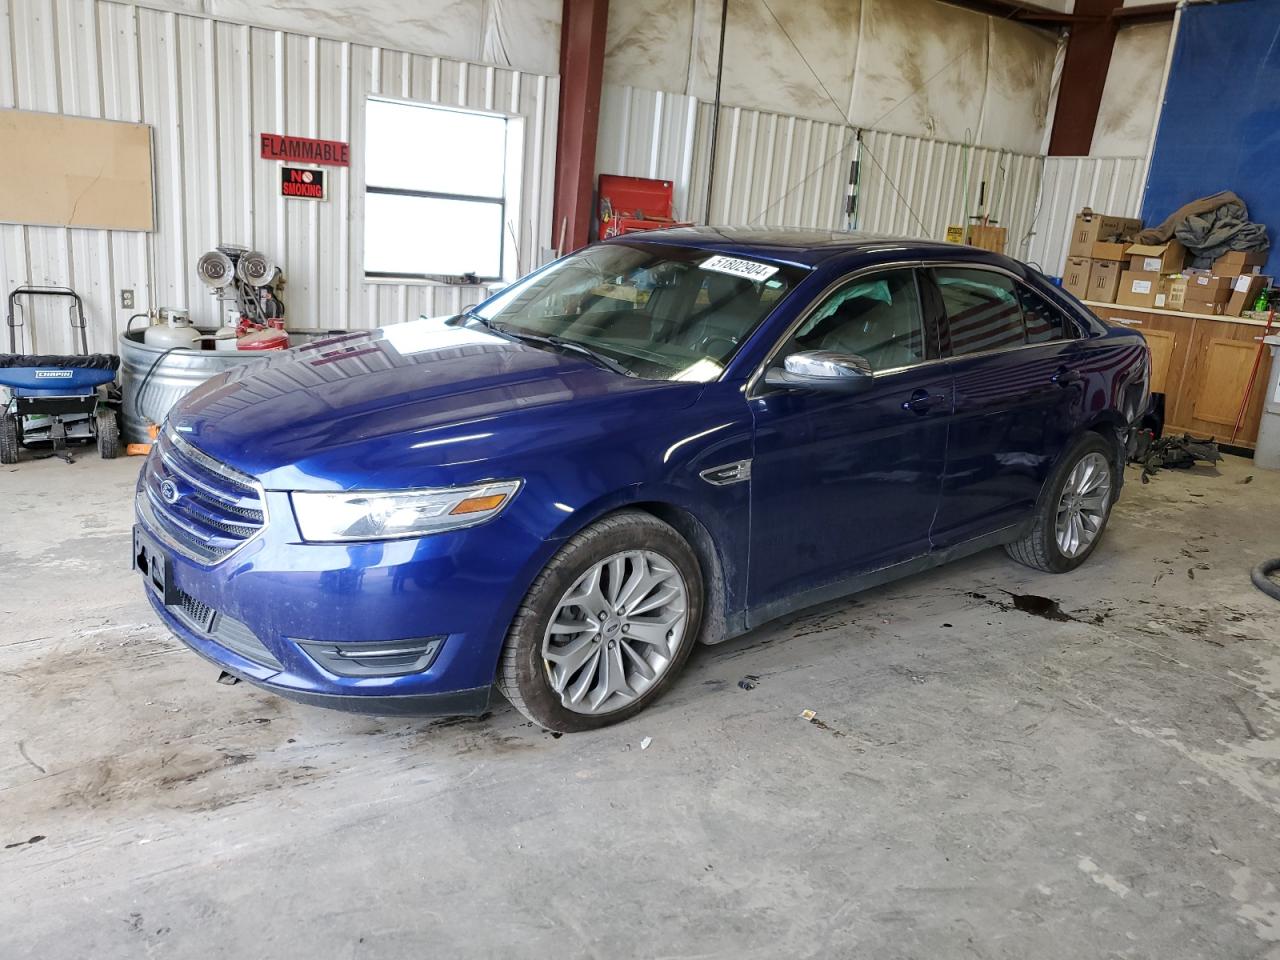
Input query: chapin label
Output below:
<box><xmin>34</xmin><ymin>370</ymin><xmax>73</xmax><ymax>379</ymax></box>
<box><xmin>700</xmin><ymin>255</ymin><xmax>779</xmax><ymax>282</ymax></box>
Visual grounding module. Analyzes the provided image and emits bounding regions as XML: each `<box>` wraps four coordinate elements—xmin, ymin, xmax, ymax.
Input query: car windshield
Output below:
<box><xmin>468</xmin><ymin>243</ymin><xmax>804</xmax><ymax>381</ymax></box>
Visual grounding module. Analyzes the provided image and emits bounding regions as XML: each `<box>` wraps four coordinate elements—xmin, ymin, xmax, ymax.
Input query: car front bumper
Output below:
<box><xmin>136</xmin><ymin>488</ymin><xmax>555</xmax><ymax>716</ymax></box>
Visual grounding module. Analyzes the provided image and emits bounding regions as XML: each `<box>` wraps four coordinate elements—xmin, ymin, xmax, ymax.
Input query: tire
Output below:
<box><xmin>0</xmin><ymin>413</ymin><xmax>18</xmax><ymax>465</ymax></box>
<box><xmin>496</xmin><ymin>510</ymin><xmax>704</xmax><ymax>733</ymax></box>
<box><xmin>1005</xmin><ymin>432</ymin><xmax>1117</xmax><ymax>574</ymax></box>
<box><xmin>96</xmin><ymin>408</ymin><xmax>120</xmax><ymax>459</ymax></box>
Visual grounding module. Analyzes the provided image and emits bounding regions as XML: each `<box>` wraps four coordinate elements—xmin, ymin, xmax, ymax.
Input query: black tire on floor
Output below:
<box><xmin>1005</xmin><ymin>431</ymin><xmax>1118</xmax><ymax>574</ymax></box>
<box><xmin>0</xmin><ymin>413</ymin><xmax>18</xmax><ymax>465</ymax></box>
<box><xmin>96</xmin><ymin>408</ymin><xmax>120</xmax><ymax>459</ymax></box>
<box><xmin>496</xmin><ymin>509</ymin><xmax>704</xmax><ymax>733</ymax></box>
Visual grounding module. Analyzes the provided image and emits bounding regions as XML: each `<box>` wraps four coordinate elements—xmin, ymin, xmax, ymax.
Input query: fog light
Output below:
<box><xmin>295</xmin><ymin>636</ymin><xmax>445</xmax><ymax>677</ymax></box>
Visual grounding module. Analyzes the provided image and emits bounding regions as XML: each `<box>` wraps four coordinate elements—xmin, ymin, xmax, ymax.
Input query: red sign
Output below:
<box><xmin>281</xmin><ymin>166</ymin><xmax>326</xmax><ymax>200</ymax></box>
<box><xmin>260</xmin><ymin>133</ymin><xmax>349</xmax><ymax>167</ymax></box>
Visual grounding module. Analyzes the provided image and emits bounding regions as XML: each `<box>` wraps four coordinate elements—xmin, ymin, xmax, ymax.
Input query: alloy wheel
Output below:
<box><xmin>541</xmin><ymin>550</ymin><xmax>689</xmax><ymax>715</ymax></box>
<box><xmin>1055</xmin><ymin>452</ymin><xmax>1112</xmax><ymax>559</ymax></box>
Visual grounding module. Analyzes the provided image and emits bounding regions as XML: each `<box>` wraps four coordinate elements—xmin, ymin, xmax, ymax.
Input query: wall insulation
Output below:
<box><xmin>597</xmin><ymin>85</ymin><xmax>1046</xmax><ymax>259</ymax></box>
<box><xmin>605</xmin><ymin>0</ymin><xmax>1059</xmax><ymax>155</ymax></box>
<box><xmin>1024</xmin><ymin>155</ymin><xmax>1146</xmax><ymax>278</ymax></box>
<box><xmin>0</xmin><ymin>0</ymin><xmax>557</xmax><ymax>355</ymax></box>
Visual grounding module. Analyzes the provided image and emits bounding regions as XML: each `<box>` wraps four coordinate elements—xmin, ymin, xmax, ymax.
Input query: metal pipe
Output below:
<box><xmin>703</xmin><ymin>0</ymin><xmax>729</xmax><ymax>225</ymax></box>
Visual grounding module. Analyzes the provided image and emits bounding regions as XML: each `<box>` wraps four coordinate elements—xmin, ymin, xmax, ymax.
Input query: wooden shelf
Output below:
<box><xmin>1083</xmin><ymin>300</ymin><xmax>1274</xmax><ymax>328</ymax></box>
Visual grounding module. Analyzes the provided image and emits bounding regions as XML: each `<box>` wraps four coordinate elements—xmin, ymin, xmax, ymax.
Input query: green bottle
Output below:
<box><xmin>1254</xmin><ymin>286</ymin><xmax>1270</xmax><ymax>312</ymax></box>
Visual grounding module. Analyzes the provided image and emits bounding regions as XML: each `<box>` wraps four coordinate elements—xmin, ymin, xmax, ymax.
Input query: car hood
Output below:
<box><xmin>169</xmin><ymin>318</ymin><xmax>702</xmax><ymax>490</ymax></box>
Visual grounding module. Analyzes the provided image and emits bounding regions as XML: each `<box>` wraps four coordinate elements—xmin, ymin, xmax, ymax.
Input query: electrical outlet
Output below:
<box><xmin>120</xmin><ymin>289</ymin><xmax>135</xmax><ymax>310</ymax></box>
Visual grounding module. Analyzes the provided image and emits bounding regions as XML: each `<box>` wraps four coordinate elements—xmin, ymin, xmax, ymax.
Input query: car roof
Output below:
<box><xmin>613</xmin><ymin>226</ymin><xmax>965</xmax><ymax>269</ymax></box>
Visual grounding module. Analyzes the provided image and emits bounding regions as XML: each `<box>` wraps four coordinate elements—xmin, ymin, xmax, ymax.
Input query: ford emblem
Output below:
<box><xmin>160</xmin><ymin>479</ymin><xmax>180</xmax><ymax>504</ymax></box>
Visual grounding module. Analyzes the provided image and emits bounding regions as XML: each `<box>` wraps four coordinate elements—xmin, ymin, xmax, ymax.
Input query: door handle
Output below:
<box><xmin>1051</xmin><ymin>366</ymin><xmax>1083</xmax><ymax>387</ymax></box>
<box><xmin>902</xmin><ymin>388</ymin><xmax>938</xmax><ymax>414</ymax></box>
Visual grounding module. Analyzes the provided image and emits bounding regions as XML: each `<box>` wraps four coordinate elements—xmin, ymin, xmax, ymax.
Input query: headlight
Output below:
<box><xmin>290</xmin><ymin>480</ymin><xmax>521</xmax><ymax>542</ymax></box>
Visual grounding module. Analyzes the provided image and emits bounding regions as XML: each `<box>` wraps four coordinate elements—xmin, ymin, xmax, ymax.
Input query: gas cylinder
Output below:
<box><xmin>143</xmin><ymin>309</ymin><xmax>201</xmax><ymax>349</ymax></box>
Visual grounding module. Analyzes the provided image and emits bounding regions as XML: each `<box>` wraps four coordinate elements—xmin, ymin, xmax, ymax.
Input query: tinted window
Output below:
<box><xmin>934</xmin><ymin>268</ymin><xmax>1025</xmax><ymax>357</ymax></box>
<box><xmin>1017</xmin><ymin>284</ymin><xmax>1072</xmax><ymax>344</ymax></box>
<box><xmin>779</xmin><ymin>269</ymin><xmax>925</xmax><ymax>372</ymax></box>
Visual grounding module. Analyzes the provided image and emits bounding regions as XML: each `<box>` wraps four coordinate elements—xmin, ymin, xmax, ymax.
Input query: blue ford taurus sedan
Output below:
<box><xmin>134</xmin><ymin>228</ymin><xmax>1149</xmax><ymax>731</ymax></box>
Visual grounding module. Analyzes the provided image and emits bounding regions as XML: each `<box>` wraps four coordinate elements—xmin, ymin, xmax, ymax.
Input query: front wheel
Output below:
<box><xmin>1006</xmin><ymin>433</ymin><xmax>1117</xmax><ymax>573</ymax></box>
<box><xmin>496</xmin><ymin>510</ymin><xmax>704</xmax><ymax>732</ymax></box>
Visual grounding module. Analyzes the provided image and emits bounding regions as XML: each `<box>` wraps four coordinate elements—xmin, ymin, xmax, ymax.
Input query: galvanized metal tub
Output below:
<box><xmin>118</xmin><ymin>328</ymin><xmax>334</xmax><ymax>444</ymax></box>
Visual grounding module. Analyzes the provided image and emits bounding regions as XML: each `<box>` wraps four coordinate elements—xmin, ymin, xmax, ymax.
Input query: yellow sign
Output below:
<box><xmin>945</xmin><ymin>225</ymin><xmax>964</xmax><ymax>244</ymax></box>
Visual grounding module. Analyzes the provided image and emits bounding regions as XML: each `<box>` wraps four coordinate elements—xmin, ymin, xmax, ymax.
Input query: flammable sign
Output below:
<box><xmin>281</xmin><ymin>166</ymin><xmax>326</xmax><ymax>200</ymax></box>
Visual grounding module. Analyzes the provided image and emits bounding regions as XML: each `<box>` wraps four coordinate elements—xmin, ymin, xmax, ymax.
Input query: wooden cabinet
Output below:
<box><xmin>1142</xmin><ymin>328</ymin><xmax>1177</xmax><ymax>394</ymax></box>
<box><xmin>1088</xmin><ymin>302</ymin><xmax>1273</xmax><ymax>448</ymax></box>
<box><xmin>1193</xmin><ymin>339</ymin><xmax>1256</xmax><ymax>424</ymax></box>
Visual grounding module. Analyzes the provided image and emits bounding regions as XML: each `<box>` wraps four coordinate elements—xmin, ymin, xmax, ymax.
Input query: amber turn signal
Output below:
<box><xmin>449</xmin><ymin>493</ymin><xmax>508</xmax><ymax>515</ymax></box>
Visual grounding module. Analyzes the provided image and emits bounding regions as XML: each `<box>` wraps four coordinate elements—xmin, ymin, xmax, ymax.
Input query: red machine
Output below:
<box><xmin>596</xmin><ymin>174</ymin><xmax>692</xmax><ymax>239</ymax></box>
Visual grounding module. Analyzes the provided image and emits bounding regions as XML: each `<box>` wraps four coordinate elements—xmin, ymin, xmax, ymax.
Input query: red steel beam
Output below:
<box><xmin>552</xmin><ymin>0</ymin><xmax>609</xmax><ymax>254</ymax></box>
<box><xmin>1047</xmin><ymin>0</ymin><xmax>1124</xmax><ymax>156</ymax></box>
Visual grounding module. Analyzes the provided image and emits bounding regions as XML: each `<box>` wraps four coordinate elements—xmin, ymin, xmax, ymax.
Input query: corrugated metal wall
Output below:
<box><xmin>1024</xmin><ymin>155</ymin><xmax>1146</xmax><ymax>278</ymax></box>
<box><xmin>596</xmin><ymin>85</ymin><xmax>1046</xmax><ymax>255</ymax></box>
<box><xmin>0</xmin><ymin>0</ymin><xmax>558</xmax><ymax>355</ymax></box>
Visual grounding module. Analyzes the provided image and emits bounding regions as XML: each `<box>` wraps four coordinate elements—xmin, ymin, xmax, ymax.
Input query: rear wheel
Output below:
<box><xmin>96</xmin><ymin>408</ymin><xmax>120</xmax><ymax>459</ymax></box>
<box><xmin>0</xmin><ymin>413</ymin><xmax>18</xmax><ymax>464</ymax></box>
<box><xmin>496</xmin><ymin>510</ymin><xmax>704</xmax><ymax>732</ymax></box>
<box><xmin>1006</xmin><ymin>432</ymin><xmax>1116</xmax><ymax>573</ymax></box>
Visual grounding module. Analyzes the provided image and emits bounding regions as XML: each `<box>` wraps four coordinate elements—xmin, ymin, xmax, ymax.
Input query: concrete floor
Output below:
<box><xmin>2</xmin><ymin>450</ymin><xmax>1279</xmax><ymax>959</ymax></box>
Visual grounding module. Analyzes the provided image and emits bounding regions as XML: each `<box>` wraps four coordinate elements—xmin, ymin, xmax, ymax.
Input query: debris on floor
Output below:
<box><xmin>640</xmin><ymin>736</ymin><xmax>652</xmax><ymax>751</ymax></box>
<box><xmin>799</xmin><ymin>710</ymin><xmax>846</xmax><ymax>737</ymax></box>
<box><xmin>737</xmin><ymin>675</ymin><xmax>760</xmax><ymax>690</ymax></box>
<box><xmin>1130</xmin><ymin>432</ymin><xmax>1223</xmax><ymax>482</ymax></box>
<box><xmin>4</xmin><ymin>836</ymin><xmax>45</xmax><ymax>850</ymax></box>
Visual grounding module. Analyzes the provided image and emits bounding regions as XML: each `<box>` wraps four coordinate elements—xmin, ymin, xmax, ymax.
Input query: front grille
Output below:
<box><xmin>141</xmin><ymin>426</ymin><xmax>265</xmax><ymax>564</ymax></box>
<box><xmin>168</xmin><ymin>585</ymin><xmax>283</xmax><ymax>670</ymax></box>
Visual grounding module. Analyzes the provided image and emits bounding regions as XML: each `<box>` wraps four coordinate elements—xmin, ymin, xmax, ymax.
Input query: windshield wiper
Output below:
<box><xmin>460</xmin><ymin>308</ymin><xmax>497</xmax><ymax>330</ymax></box>
<box><xmin>494</xmin><ymin>327</ymin><xmax>631</xmax><ymax>377</ymax></box>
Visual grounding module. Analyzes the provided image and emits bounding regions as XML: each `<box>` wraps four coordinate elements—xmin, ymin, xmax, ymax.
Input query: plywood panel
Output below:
<box><xmin>0</xmin><ymin>108</ymin><xmax>154</xmax><ymax>230</ymax></box>
<box><xmin>1192</xmin><ymin>337</ymin><xmax>1259</xmax><ymax>427</ymax></box>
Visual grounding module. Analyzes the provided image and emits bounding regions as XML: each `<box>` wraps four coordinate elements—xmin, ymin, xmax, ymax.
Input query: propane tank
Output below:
<box><xmin>214</xmin><ymin>307</ymin><xmax>240</xmax><ymax>351</ymax></box>
<box><xmin>143</xmin><ymin>308</ymin><xmax>201</xmax><ymax>349</ymax></box>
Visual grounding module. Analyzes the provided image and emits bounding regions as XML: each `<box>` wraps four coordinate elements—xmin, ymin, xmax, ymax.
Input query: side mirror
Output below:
<box><xmin>764</xmin><ymin>350</ymin><xmax>875</xmax><ymax>393</ymax></box>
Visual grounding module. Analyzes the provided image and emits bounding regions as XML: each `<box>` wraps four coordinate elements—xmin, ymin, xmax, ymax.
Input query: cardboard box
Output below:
<box><xmin>1226</xmin><ymin>273</ymin><xmax>1270</xmax><ymax>317</ymax></box>
<box><xmin>1182</xmin><ymin>277</ymin><xmax>1233</xmax><ymax>310</ymax></box>
<box><xmin>1088</xmin><ymin>260</ymin><xmax>1123</xmax><ymax>303</ymax></box>
<box><xmin>1126</xmin><ymin>240</ymin><xmax>1187</xmax><ymax>274</ymax></box>
<box><xmin>1061</xmin><ymin>257</ymin><xmax>1092</xmax><ymax>299</ymax></box>
<box><xmin>1116</xmin><ymin>270</ymin><xmax>1169</xmax><ymax>309</ymax></box>
<box><xmin>1090</xmin><ymin>241</ymin><xmax>1131</xmax><ymax>262</ymax></box>
<box><xmin>1184</xmin><ymin>290</ymin><xmax>1230</xmax><ymax>310</ymax></box>
<box><xmin>1067</xmin><ymin>209</ymin><xmax>1142</xmax><ymax>259</ymax></box>
<box><xmin>1184</xmin><ymin>274</ymin><xmax>1234</xmax><ymax>296</ymax></box>
<box><xmin>1165</xmin><ymin>276</ymin><xmax>1188</xmax><ymax>311</ymax></box>
<box><xmin>965</xmin><ymin>224</ymin><xmax>1006</xmax><ymax>254</ymax></box>
<box><xmin>1213</xmin><ymin>250</ymin><xmax>1268</xmax><ymax>274</ymax></box>
<box><xmin>1186</xmin><ymin>301</ymin><xmax>1226</xmax><ymax>316</ymax></box>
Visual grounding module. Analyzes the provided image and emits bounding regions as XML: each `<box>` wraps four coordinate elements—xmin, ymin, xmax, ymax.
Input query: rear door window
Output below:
<box><xmin>933</xmin><ymin>268</ymin><xmax>1026</xmax><ymax>357</ymax></box>
<box><xmin>1017</xmin><ymin>284</ymin><xmax>1075</xmax><ymax>344</ymax></box>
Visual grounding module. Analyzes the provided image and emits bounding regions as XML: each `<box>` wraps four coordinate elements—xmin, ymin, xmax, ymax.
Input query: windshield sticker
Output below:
<box><xmin>700</xmin><ymin>255</ymin><xmax>779</xmax><ymax>282</ymax></box>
